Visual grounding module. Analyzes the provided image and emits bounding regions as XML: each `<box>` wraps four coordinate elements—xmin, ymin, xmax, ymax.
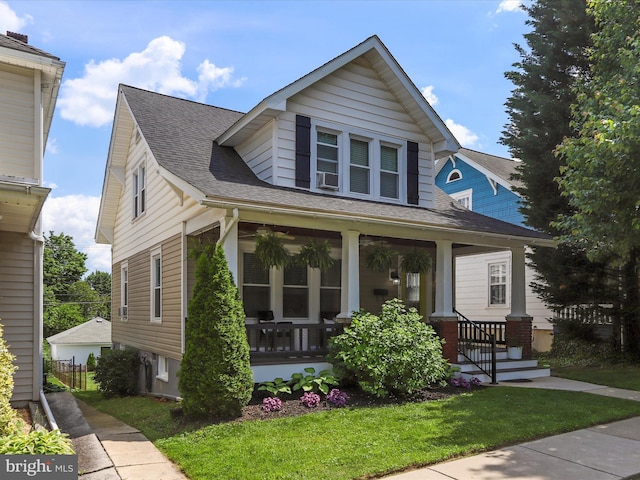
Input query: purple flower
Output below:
<box><xmin>300</xmin><ymin>392</ymin><xmax>321</xmax><ymax>408</ymax></box>
<box><xmin>326</xmin><ymin>388</ymin><xmax>348</xmax><ymax>407</ymax></box>
<box><xmin>262</xmin><ymin>396</ymin><xmax>282</xmax><ymax>412</ymax></box>
<box><xmin>470</xmin><ymin>377</ymin><xmax>482</xmax><ymax>386</ymax></box>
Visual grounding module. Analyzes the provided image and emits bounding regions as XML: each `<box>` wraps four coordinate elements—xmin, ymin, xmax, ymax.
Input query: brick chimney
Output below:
<box><xmin>6</xmin><ymin>31</ymin><xmax>28</xmax><ymax>44</ymax></box>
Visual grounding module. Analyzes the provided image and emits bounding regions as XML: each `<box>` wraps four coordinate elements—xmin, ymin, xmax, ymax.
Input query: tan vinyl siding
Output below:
<box><xmin>0</xmin><ymin>232</ymin><xmax>36</xmax><ymax>402</ymax></box>
<box><xmin>112</xmin><ymin>235</ymin><xmax>183</xmax><ymax>359</ymax></box>
<box><xmin>0</xmin><ymin>66</ymin><xmax>36</xmax><ymax>180</ymax></box>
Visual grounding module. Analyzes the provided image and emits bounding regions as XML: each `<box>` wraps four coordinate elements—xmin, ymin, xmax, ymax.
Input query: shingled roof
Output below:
<box><xmin>47</xmin><ymin>318</ymin><xmax>111</xmax><ymax>345</ymax></box>
<box><xmin>436</xmin><ymin>147</ymin><xmax>523</xmax><ymax>190</ymax></box>
<box><xmin>0</xmin><ymin>32</ymin><xmax>61</xmax><ymax>61</ymax></box>
<box><xmin>120</xmin><ymin>85</ymin><xmax>550</xmax><ymax>243</ymax></box>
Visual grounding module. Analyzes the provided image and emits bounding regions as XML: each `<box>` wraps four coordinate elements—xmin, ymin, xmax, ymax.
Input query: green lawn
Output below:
<box><xmin>553</xmin><ymin>364</ymin><xmax>640</xmax><ymax>391</ymax></box>
<box><xmin>75</xmin><ymin>387</ymin><xmax>640</xmax><ymax>480</ymax></box>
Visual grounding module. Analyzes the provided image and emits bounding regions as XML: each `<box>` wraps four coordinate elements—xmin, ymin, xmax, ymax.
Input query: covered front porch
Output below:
<box><xmin>187</xmin><ymin>206</ymin><xmax>548</xmax><ymax>382</ymax></box>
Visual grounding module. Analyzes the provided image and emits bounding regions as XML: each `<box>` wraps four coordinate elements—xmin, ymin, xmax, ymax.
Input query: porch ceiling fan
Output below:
<box><xmin>253</xmin><ymin>226</ymin><xmax>295</xmax><ymax>240</ymax></box>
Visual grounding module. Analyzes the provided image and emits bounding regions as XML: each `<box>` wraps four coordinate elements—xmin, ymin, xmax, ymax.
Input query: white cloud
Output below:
<box><xmin>420</xmin><ymin>85</ymin><xmax>439</xmax><ymax>106</ymax></box>
<box><xmin>445</xmin><ymin>119</ymin><xmax>479</xmax><ymax>148</ymax></box>
<box><xmin>58</xmin><ymin>36</ymin><xmax>245</xmax><ymax>127</ymax></box>
<box><xmin>496</xmin><ymin>0</ymin><xmax>524</xmax><ymax>13</ymax></box>
<box><xmin>46</xmin><ymin>138</ymin><xmax>58</xmax><ymax>155</ymax></box>
<box><xmin>42</xmin><ymin>195</ymin><xmax>111</xmax><ymax>274</ymax></box>
<box><xmin>0</xmin><ymin>2</ymin><xmax>33</xmax><ymax>32</ymax></box>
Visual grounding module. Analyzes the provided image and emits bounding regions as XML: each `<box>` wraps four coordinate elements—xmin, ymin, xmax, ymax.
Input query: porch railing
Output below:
<box><xmin>245</xmin><ymin>322</ymin><xmax>344</xmax><ymax>364</ymax></box>
<box><xmin>455</xmin><ymin>310</ymin><xmax>498</xmax><ymax>384</ymax></box>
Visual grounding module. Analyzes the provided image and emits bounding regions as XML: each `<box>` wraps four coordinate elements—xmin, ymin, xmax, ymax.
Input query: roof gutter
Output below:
<box><xmin>200</xmin><ymin>196</ymin><xmax>555</xmax><ymax>248</ymax></box>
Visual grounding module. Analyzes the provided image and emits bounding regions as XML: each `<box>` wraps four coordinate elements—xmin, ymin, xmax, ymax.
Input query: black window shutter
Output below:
<box><xmin>407</xmin><ymin>141</ymin><xmax>419</xmax><ymax>205</ymax></box>
<box><xmin>295</xmin><ymin>115</ymin><xmax>311</xmax><ymax>188</ymax></box>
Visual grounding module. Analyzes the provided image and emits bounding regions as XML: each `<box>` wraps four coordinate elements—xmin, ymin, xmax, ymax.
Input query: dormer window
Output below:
<box><xmin>380</xmin><ymin>144</ymin><xmax>399</xmax><ymax>199</ymax></box>
<box><xmin>447</xmin><ymin>169</ymin><xmax>462</xmax><ymax>183</ymax></box>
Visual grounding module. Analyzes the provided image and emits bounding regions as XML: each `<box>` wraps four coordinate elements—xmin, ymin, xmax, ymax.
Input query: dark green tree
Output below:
<box><xmin>556</xmin><ymin>0</ymin><xmax>640</xmax><ymax>355</ymax></box>
<box><xmin>44</xmin><ymin>232</ymin><xmax>87</xmax><ymax>300</ymax></box>
<box><xmin>500</xmin><ymin>0</ymin><xmax>610</xmax><ymax>308</ymax></box>
<box><xmin>86</xmin><ymin>271</ymin><xmax>111</xmax><ymax>297</ymax></box>
<box><xmin>178</xmin><ymin>243</ymin><xmax>253</xmax><ymax>418</ymax></box>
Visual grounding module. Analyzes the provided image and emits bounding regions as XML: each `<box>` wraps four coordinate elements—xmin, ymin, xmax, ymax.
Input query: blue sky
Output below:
<box><xmin>1</xmin><ymin>0</ymin><xmax>530</xmax><ymax>273</ymax></box>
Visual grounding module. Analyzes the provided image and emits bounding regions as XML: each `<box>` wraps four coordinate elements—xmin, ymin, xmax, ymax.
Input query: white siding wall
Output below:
<box><xmin>0</xmin><ymin>65</ymin><xmax>35</xmax><ymax>180</ymax></box>
<box><xmin>236</xmin><ymin>120</ymin><xmax>274</xmax><ymax>183</ymax></box>
<box><xmin>50</xmin><ymin>344</ymin><xmax>110</xmax><ymax>363</ymax></box>
<box><xmin>454</xmin><ymin>250</ymin><xmax>553</xmax><ymax>331</ymax></box>
<box><xmin>273</xmin><ymin>56</ymin><xmax>435</xmax><ymax>207</ymax></box>
<box><xmin>0</xmin><ymin>232</ymin><xmax>37</xmax><ymax>403</ymax></box>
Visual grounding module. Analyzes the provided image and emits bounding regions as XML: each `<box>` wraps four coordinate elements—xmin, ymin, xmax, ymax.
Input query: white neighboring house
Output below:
<box><xmin>47</xmin><ymin>317</ymin><xmax>112</xmax><ymax>365</ymax></box>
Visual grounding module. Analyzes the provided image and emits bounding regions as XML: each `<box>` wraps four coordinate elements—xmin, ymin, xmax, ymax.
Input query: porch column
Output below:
<box><xmin>219</xmin><ymin>214</ymin><xmax>239</xmax><ymax>286</ymax></box>
<box><xmin>506</xmin><ymin>245</ymin><xmax>533</xmax><ymax>358</ymax></box>
<box><xmin>337</xmin><ymin>230</ymin><xmax>360</xmax><ymax>323</ymax></box>
<box><xmin>429</xmin><ymin>240</ymin><xmax>458</xmax><ymax>362</ymax></box>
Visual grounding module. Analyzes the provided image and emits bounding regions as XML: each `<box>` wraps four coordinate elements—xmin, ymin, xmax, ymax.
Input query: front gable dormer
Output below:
<box><xmin>218</xmin><ymin>36</ymin><xmax>459</xmax><ymax>209</ymax></box>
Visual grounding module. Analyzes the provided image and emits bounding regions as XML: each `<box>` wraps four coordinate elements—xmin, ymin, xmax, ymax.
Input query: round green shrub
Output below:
<box><xmin>328</xmin><ymin>299</ymin><xmax>448</xmax><ymax>397</ymax></box>
<box><xmin>94</xmin><ymin>348</ymin><xmax>139</xmax><ymax>397</ymax></box>
<box><xmin>178</xmin><ymin>243</ymin><xmax>253</xmax><ymax>419</ymax></box>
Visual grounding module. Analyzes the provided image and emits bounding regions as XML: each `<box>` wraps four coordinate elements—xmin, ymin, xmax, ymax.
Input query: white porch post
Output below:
<box><xmin>508</xmin><ymin>246</ymin><xmax>528</xmax><ymax>318</ymax></box>
<box><xmin>337</xmin><ymin>230</ymin><xmax>360</xmax><ymax>321</ymax></box>
<box><xmin>219</xmin><ymin>214</ymin><xmax>239</xmax><ymax>286</ymax></box>
<box><xmin>431</xmin><ymin>240</ymin><xmax>456</xmax><ymax>318</ymax></box>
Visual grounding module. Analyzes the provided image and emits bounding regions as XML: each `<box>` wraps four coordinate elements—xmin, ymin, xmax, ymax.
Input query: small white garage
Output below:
<box><xmin>47</xmin><ymin>317</ymin><xmax>112</xmax><ymax>364</ymax></box>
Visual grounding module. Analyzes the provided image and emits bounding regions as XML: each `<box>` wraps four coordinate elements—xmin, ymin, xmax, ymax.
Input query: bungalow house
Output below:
<box><xmin>96</xmin><ymin>36</ymin><xmax>552</xmax><ymax>396</ymax></box>
<box><xmin>47</xmin><ymin>317</ymin><xmax>112</xmax><ymax>364</ymax></box>
<box><xmin>435</xmin><ymin>149</ymin><xmax>554</xmax><ymax>352</ymax></box>
<box><xmin>0</xmin><ymin>32</ymin><xmax>64</xmax><ymax>405</ymax></box>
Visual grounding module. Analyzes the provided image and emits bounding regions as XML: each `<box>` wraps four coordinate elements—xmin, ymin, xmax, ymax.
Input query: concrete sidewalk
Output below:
<box><xmin>385</xmin><ymin>377</ymin><xmax>640</xmax><ymax>480</ymax></box>
<box><xmin>46</xmin><ymin>392</ymin><xmax>186</xmax><ymax>480</ymax></box>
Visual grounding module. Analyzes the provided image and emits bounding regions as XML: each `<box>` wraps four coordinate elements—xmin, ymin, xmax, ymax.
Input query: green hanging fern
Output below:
<box><xmin>365</xmin><ymin>242</ymin><xmax>396</xmax><ymax>272</ymax></box>
<box><xmin>295</xmin><ymin>239</ymin><xmax>335</xmax><ymax>271</ymax></box>
<box><xmin>254</xmin><ymin>231</ymin><xmax>291</xmax><ymax>270</ymax></box>
<box><xmin>400</xmin><ymin>249</ymin><xmax>433</xmax><ymax>274</ymax></box>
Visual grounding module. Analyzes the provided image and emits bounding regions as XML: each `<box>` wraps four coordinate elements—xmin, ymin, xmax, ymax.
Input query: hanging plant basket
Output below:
<box><xmin>254</xmin><ymin>231</ymin><xmax>290</xmax><ymax>270</ymax></box>
<box><xmin>295</xmin><ymin>239</ymin><xmax>335</xmax><ymax>271</ymax></box>
<box><xmin>400</xmin><ymin>249</ymin><xmax>433</xmax><ymax>274</ymax></box>
<box><xmin>365</xmin><ymin>242</ymin><xmax>396</xmax><ymax>272</ymax></box>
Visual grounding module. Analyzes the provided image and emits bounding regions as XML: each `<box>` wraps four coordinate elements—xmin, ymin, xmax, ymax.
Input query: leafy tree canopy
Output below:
<box><xmin>44</xmin><ymin>232</ymin><xmax>87</xmax><ymax>300</ymax></box>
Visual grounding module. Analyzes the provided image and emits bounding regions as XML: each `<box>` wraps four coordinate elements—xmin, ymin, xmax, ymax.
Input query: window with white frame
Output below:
<box><xmin>242</xmin><ymin>252</ymin><xmax>270</xmax><ymax>317</ymax></box>
<box><xmin>283</xmin><ymin>263</ymin><xmax>309</xmax><ymax>318</ymax></box>
<box><xmin>317</xmin><ymin>131</ymin><xmax>339</xmax><ymax>174</ymax></box>
<box><xmin>451</xmin><ymin>189</ymin><xmax>473</xmax><ymax>210</ymax></box>
<box><xmin>489</xmin><ymin>262</ymin><xmax>507</xmax><ymax>306</ymax></box>
<box><xmin>320</xmin><ymin>259</ymin><xmax>341</xmax><ymax>319</ymax></box>
<box><xmin>151</xmin><ymin>248</ymin><xmax>162</xmax><ymax>322</ymax></box>
<box><xmin>133</xmin><ymin>163</ymin><xmax>146</xmax><ymax>218</ymax></box>
<box><xmin>350</xmin><ymin>138</ymin><xmax>370</xmax><ymax>195</ymax></box>
<box><xmin>157</xmin><ymin>355</ymin><xmax>168</xmax><ymax>382</ymax></box>
<box><xmin>120</xmin><ymin>262</ymin><xmax>128</xmax><ymax>320</ymax></box>
<box><xmin>447</xmin><ymin>169</ymin><xmax>462</xmax><ymax>182</ymax></box>
<box><xmin>313</xmin><ymin>122</ymin><xmax>405</xmax><ymax>202</ymax></box>
<box><xmin>380</xmin><ymin>144</ymin><xmax>399</xmax><ymax>199</ymax></box>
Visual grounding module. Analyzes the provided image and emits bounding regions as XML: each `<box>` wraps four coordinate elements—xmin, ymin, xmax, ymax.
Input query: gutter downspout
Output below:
<box><xmin>39</xmin><ymin>390</ymin><xmax>59</xmax><ymax>431</ymax></box>
<box><xmin>218</xmin><ymin>208</ymin><xmax>239</xmax><ymax>245</ymax></box>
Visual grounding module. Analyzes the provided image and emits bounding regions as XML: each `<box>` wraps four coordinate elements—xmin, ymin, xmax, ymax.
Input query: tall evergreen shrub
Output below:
<box><xmin>0</xmin><ymin>323</ymin><xmax>17</xmax><ymax>435</ymax></box>
<box><xmin>178</xmin><ymin>243</ymin><xmax>253</xmax><ymax>418</ymax></box>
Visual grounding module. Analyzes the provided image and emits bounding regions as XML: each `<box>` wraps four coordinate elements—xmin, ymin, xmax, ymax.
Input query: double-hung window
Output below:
<box><xmin>350</xmin><ymin>138</ymin><xmax>370</xmax><ymax>195</ymax></box>
<box><xmin>283</xmin><ymin>263</ymin><xmax>309</xmax><ymax>318</ymax></box>
<box><xmin>489</xmin><ymin>262</ymin><xmax>507</xmax><ymax>306</ymax></box>
<box><xmin>380</xmin><ymin>144</ymin><xmax>399</xmax><ymax>199</ymax></box>
<box><xmin>121</xmin><ymin>263</ymin><xmax>128</xmax><ymax>320</ymax></box>
<box><xmin>133</xmin><ymin>163</ymin><xmax>146</xmax><ymax>218</ymax></box>
<box><xmin>151</xmin><ymin>248</ymin><xmax>162</xmax><ymax>322</ymax></box>
<box><xmin>320</xmin><ymin>260</ymin><xmax>341</xmax><ymax>318</ymax></box>
<box><xmin>242</xmin><ymin>252</ymin><xmax>271</xmax><ymax>317</ymax></box>
<box><xmin>317</xmin><ymin>131</ymin><xmax>339</xmax><ymax>174</ymax></box>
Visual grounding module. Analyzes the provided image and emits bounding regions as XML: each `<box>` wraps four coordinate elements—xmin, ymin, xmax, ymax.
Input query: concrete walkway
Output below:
<box><xmin>385</xmin><ymin>377</ymin><xmax>640</xmax><ymax>480</ymax></box>
<box><xmin>46</xmin><ymin>392</ymin><xmax>186</xmax><ymax>480</ymax></box>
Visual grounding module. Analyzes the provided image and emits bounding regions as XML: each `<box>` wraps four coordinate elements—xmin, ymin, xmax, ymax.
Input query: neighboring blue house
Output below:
<box><xmin>435</xmin><ymin>148</ymin><xmax>553</xmax><ymax>351</ymax></box>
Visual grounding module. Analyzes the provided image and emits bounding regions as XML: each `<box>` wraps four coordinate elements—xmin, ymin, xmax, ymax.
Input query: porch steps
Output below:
<box><xmin>452</xmin><ymin>350</ymin><xmax>550</xmax><ymax>384</ymax></box>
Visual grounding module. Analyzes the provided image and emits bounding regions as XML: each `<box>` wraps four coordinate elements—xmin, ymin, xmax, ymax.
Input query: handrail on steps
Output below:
<box><xmin>455</xmin><ymin>309</ymin><xmax>498</xmax><ymax>385</ymax></box>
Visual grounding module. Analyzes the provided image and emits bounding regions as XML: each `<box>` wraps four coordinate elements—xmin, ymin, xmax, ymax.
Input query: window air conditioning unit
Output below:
<box><xmin>317</xmin><ymin>172</ymin><xmax>339</xmax><ymax>190</ymax></box>
<box><xmin>118</xmin><ymin>306</ymin><xmax>128</xmax><ymax>317</ymax></box>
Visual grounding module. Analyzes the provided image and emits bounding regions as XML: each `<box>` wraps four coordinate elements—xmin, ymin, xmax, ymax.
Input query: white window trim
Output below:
<box><xmin>310</xmin><ymin>120</ymin><xmax>406</xmax><ymax>203</ymax></box>
<box><xmin>447</xmin><ymin>169</ymin><xmax>462</xmax><ymax>183</ymax></box>
<box><xmin>120</xmin><ymin>261</ymin><xmax>128</xmax><ymax>322</ymax></box>
<box><xmin>156</xmin><ymin>355</ymin><xmax>169</xmax><ymax>382</ymax></box>
<box><xmin>488</xmin><ymin>261</ymin><xmax>509</xmax><ymax>307</ymax></box>
<box><xmin>151</xmin><ymin>247</ymin><xmax>162</xmax><ymax>323</ymax></box>
<box><xmin>450</xmin><ymin>188</ymin><xmax>473</xmax><ymax>210</ymax></box>
<box><xmin>132</xmin><ymin>160</ymin><xmax>146</xmax><ymax>219</ymax></box>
